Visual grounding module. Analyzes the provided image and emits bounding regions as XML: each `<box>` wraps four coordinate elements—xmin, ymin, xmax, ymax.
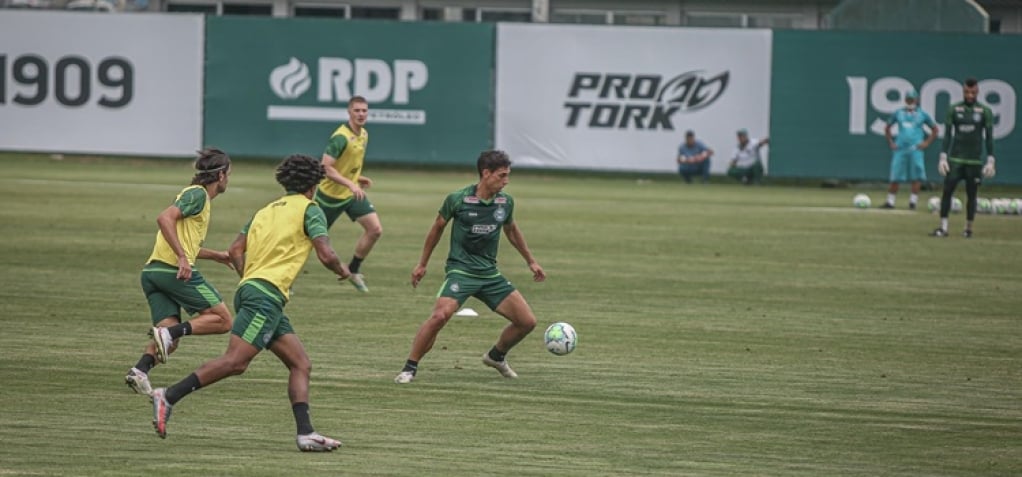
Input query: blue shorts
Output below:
<box><xmin>890</xmin><ymin>149</ymin><xmax>926</xmax><ymax>182</ymax></box>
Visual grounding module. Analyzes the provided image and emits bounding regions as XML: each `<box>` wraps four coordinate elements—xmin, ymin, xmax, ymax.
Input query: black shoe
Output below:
<box><xmin>908</xmin><ymin>202</ymin><xmax>917</xmax><ymax>210</ymax></box>
<box><xmin>929</xmin><ymin>228</ymin><xmax>948</xmax><ymax>237</ymax></box>
<box><xmin>962</xmin><ymin>230</ymin><xmax>973</xmax><ymax>238</ymax></box>
<box><xmin>880</xmin><ymin>203</ymin><xmax>895</xmax><ymax>209</ymax></box>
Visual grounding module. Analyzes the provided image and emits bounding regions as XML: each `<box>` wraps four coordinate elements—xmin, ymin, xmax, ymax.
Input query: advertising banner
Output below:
<box><xmin>771</xmin><ymin>30</ymin><xmax>1022</xmax><ymax>183</ymax></box>
<box><xmin>495</xmin><ymin>24</ymin><xmax>773</xmax><ymax>173</ymax></box>
<box><xmin>0</xmin><ymin>10</ymin><xmax>204</xmax><ymax>156</ymax></box>
<box><xmin>204</xmin><ymin>17</ymin><xmax>493</xmax><ymax>164</ymax></box>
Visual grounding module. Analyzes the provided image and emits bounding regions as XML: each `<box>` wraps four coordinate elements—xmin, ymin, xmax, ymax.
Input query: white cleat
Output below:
<box><xmin>482</xmin><ymin>354</ymin><xmax>518</xmax><ymax>378</ymax></box>
<box><xmin>125</xmin><ymin>367</ymin><xmax>153</xmax><ymax>396</ymax></box>
<box><xmin>150</xmin><ymin>326</ymin><xmax>174</xmax><ymax>364</ymax></box>
<box><xmin>296</xmin><ymin>432</ymin><xmax>342</xmax><ymax>452</ymax></box>
<box><xmin>394</xmin><ymin>371</ymin><xmax>415</xmax><ymax>384</ymax></box>
<box><xmin>348</xmin><ymin>273</ymin><xmax>369</xmax><ymax>293</ymax></box>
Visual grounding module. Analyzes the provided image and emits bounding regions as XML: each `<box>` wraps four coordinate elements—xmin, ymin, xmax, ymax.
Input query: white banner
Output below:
<box><xmin>0</xmin><ymin>11</ymin><xmax>203</xmax><ymax>156</ymax></box>
<box><xmin>496</xmin><ymin>24</ymin><xmax>772</xmax><ymax>174</ymax></box>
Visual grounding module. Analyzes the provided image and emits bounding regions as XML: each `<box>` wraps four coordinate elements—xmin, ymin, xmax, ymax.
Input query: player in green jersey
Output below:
<box><xmin>931</xmin><ymin>78</ymin><xmax>997</xmax><ymax>238</ymax></box>
<box><xmin>125</xmin><ymin>148</ymin><xmax>234</xmax><ymax>397</ymax></box>
<box><xmin>150</xmin><ymin>154</ymin><xmax>351</xmax><ymax>452</ymax></box>
<box><xmin>394</xmin><ymin>150</ymin><xmax>546</xmax><ymax>384</ymax></box>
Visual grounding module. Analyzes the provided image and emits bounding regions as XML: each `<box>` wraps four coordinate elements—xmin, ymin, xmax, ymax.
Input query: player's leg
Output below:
<box><xmin>150</xmin><ymin>271</ymin><xmax>231</xmax><ymax>364</ymax></box>
<box><xmin>962</xmin><ymin>166</ymin><xmax>982</xmax><ymax>237</ymax></box>
<box><xmin>268</xmin><ymin>331</ymin><xmax>341</xmax><ymax>451</ymax></box>
<box><xmin>395</xmin><ymin>296</ymin><xmax>461</xmax><ymax>383</ymax></box>
<box><xmin>346</xmin><ymin>205</ymin><xmax>382</xmax><ymax>293</ymax></box>
<box><xmin>932</xmin><ymin>165</ymin><xmax>963</xmax><ymax>236</ymax></box>
<box><xmin>885</xmin><ymin>152</ymin><xmax>906</xmax><ymax>208</ymax></box>
<box><xmin>476</xmin><ymin>276</ymin><xmax>535</xmax><ymax>378</ymax></box>
<box><xmin>128</xmin><ymin>271</ymin><xmax>180</xmax><ymax>395</ymax></box>
<box><xmin>907</xmin><ymin>150</ymin><xmax>926</xmax><ymax>210</ymax></box>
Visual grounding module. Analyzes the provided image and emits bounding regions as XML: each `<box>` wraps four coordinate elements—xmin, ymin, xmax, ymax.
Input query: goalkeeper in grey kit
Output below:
<box><xmin>930</xmin><ymin>78</ymin><xmax>997</xmax><ymax>238</ymax></box>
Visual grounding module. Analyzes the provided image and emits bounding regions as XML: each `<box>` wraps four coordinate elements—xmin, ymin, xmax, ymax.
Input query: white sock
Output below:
<box><xmin>940</xmin><ymin>218</ymin><xmax>949</xmax><ymax>231</ymax></box>
<box><xmin>909</xmin><ymin>193</ymin><xmax>918</xmax><ymax>205</ymax></box>
<box><xmin>886</xmin><ymin>193</ymin><xmax>896</xmax><ymax>205</ymax></box>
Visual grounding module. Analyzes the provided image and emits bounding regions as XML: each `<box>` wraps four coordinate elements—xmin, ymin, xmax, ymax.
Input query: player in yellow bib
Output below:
<box><xmin>315</xmin><ymin>95</ymin><xmax>382</xmax><ymax>293</ymax></box>
<box><xmin>125</xmin><ymin>148</ymin><xmax>234</xmax><ymax>397</ymax></box>
<box><xmin>150</xmin><ymin>154</ymin><xmax>351</xmax><ymax>452</ymax></box>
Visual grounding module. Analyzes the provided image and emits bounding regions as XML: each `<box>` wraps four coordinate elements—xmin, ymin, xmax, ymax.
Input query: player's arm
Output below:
<box><xmin>920</xmin><ymin>113</ymin><xmax>938</xmax><ymax>149</ymax></box>
<box><xmin>884</xmin><ymin>114</ymin><xmax>897</xmax><ymax>149</ymax></box>
<box><xmin>411</xmin><ymin>214</ymin><xmax>448</xmax><ymax>288</ymax></box>
<box><xmin>321</xmin><ymin>134</ymin><xmax>365</xmax><ymax>199</ymax></box>
<box><xmin>196</xmin><ymin>248</ymin><xmax>234</xmax><ymax>270</ymax></box>
<box><xmin>756</xmin><ymin>137</ymin><xmax>770</xmax><ymax>150</ymax></box>
<box><xmin>227</xmin><ymin>232</ymin><xmax>247</xmax><ymax>277</ymax></box>
<box><xmin>941</xmin><ymin>109</ymin><xmax>954</xmax><ymax>154</ymax></box>
<box><xmin>155</xmin><ymin>205</ymin><xmax>192</xmax><ymax>280</ymax></box>
<box><xmin>306</xmin><ymin>204</ymin><xmax>350</xmax><ymax>280</ymax></box>
<box><xmin>983</xmin><ymin>107</ymin><xmax>996</xmax><ymax>177</ymax></box>
<box><xmin>503</xmin><ymin>221</ymin><xmax>545</xmax><ymax>282</ymax></box>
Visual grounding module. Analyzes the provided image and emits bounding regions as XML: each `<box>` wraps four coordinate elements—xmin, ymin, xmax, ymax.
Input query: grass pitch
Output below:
<box><xmin>0</xmin><ymin>154</ymin><xmax>1019</xmax><ymax>476</ymax></box>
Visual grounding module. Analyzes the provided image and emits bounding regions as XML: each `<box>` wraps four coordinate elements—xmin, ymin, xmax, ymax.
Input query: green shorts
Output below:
<box><xmin>140</xmin><ymin>262</ymin><xmax>223</xmax><ymax>324</ymax></box>
<box><xmin>437</xmin><ymin>271</ymin><xmax>516</xmax><ymax>311</ymax></box>
<box><xmin>231</xmin><ymin>280</ymin><xmax>294</xmax><ymax>351</ymax></box>
<box><xmin>314</xmin><ymin>190</ymin><xmax>376</xmax><ymax>228</ymax></box>
<box><xmin>946</xmin><ymin>161</ymin><xmax>983</xmax><ymax>185</ymax></box>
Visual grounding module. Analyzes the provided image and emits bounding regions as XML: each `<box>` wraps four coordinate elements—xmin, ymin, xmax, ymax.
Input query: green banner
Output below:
<box><xmin>770</xmin><ymin>30</ymin><xmax>1022</xmax><ymax>184</ymax></box>
<box><xmin>205</xmin><ymin>17</ymin><xmax>493</xmax><ymax>165</ymax></box>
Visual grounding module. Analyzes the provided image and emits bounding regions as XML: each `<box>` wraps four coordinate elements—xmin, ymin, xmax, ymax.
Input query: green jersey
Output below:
<box><xmin>942</xmin><ymin>101</ymin><xmax>994</xmax><ymax>164</ymax></box>
<box><xmin>439</xmin><ymin>184</ymin><xmax>515</xmax><ymax>276</ymax></box>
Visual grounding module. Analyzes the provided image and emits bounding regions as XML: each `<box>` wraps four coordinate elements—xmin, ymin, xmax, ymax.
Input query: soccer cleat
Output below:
<box><xmin>150</xmin><ymin>326</ymin><xmax>173</xmax><ymax>364</ymax></box>
<box><xmin>963</xmin><ymin>229</ymin><xmax>973</xmax><ymax>238</ymax></box>
<box><xmin>929</xmin><ymin>228</ymin><xmax>948</xmax><ymax>237</ymax></box>
<box><xmin>880</xmin><ymin>202</ymin><xmax>895</xmax><ymax>209</ymax></box>
<box><xmin>394</xmin><ymin>371</ymin><xmax>415</xmax><ymax>384</ymax></box>
<box><xmin>348</xmin><ymin>273</ymin><xmax>369</xmax><ymax>293</ymax></box>
<box><xmin>482</xmin><ymin>354</ymin><xmax>518</xmax><ymax>379</ymax></box>
<box><xmin>908</xmin><ymin>202</ymin><xmax>917</xmax><ymax>210</ymax></box>
<box><xmin>296</xmin><ymin>432</ymin><xmax>342</xmax><ymax>452</ymax></box>
<box><xmin>125</xmin><ymin>367</ymin><xmax>153</xmax><ymax>396</ymax></box>
<box><xmin>151</xmin><ymin>388</ymin><xmax>173</xmax><ymax>439</ymax></box>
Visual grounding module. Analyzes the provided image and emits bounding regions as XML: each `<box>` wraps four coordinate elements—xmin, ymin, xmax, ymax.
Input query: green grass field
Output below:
<box><xmin>0</xmin><ymin>154</ymin><xmax>1019</xmax><ymax>476</ymax></box>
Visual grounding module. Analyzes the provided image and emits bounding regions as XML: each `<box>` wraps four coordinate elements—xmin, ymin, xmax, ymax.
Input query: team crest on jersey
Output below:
<box><xmin>493</xmin><ymin>207</ymin><xmax>507</xmax><ymax>222</ymax></box>
<box><xmin>450</xmin><ymin>282</ymin><xmax>460</xmax><ymax>292</ymax></box>
<box><xmin>464</xmin><ymin>196</ymin><xmax>480</xmax><ymax>204</ymax></box>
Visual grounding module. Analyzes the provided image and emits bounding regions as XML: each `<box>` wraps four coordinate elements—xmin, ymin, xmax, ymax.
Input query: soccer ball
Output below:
<box><xmin>927</xmin><ymin>196</ymin><xmax>940</xmax><ymax>213</ymax></box>
<box><xmin>852</xmin><ymin>194</ymin><xmax>871</xmax><ymax>209</ymax></box>
<box><xmin>994</xmin><ymin>198</ymin><xmax>1010</xmax><ymax>214</ymax></box>
<box><xmin>543</xmin><ymin>322</ymin><xmax>577</xmax><ymax>356</ymax></box>
<box><xmin>977</xmin><ymin>197</ymin><xmax>992</xmax><ymax>214</ymax></box>
<box><xmin>951</xmin><ymin>197</ymin><xmax>963</xmax><ymax>213</ymax></box>
<box><xmin>1010</xmin><ymin>198</ymin><xmax>1022</xmax><ymax>215</ymax></box>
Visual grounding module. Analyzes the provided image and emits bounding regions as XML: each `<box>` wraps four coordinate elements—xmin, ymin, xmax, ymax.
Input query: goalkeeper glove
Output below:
<box><xmin>938</xmin><ymin>153</ymin><xmax>949</xmax><ymax>176</ymax></box>
<box><xmin>983</xmin><ymin>156</ymin><xmax>996</xmax><ymax>178</ymax></box>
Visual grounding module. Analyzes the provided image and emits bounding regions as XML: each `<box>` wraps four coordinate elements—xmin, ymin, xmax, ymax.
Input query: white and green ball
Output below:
<box><xmin>543</xmin><ymin>322</ymin><xmax>577</xmax><ymax>356</ymax></box>
<box><xmin>977</xmin><ymin>197</ymin><xmax>992</xmax><ymax>214</ymax></box>
<box><xmin>951</xmin><ymin>197</ymin><xmax>963</xmax><ymax>213</ymax></box>
<box><xmin>928</xmin><ymin>196</ymin><xmax>941</xmax><ymax>213</ymax></box>
<box><xmin>852</xmin><ymin>194</ymin><xmax>871</xmax><ymax>209</ymax></box>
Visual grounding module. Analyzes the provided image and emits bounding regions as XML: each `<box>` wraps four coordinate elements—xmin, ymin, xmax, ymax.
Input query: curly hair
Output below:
<box><xmin>275</xmin><ymin>154</ymin><xmax>325</xmax><ymax>193</ymax></box>
<box><xmin>476</xmin><ymin>150</ymin><xmax>511</xmax><ymax>177</ymax></box>
<box><xmin>191</xmin><ymin>147</ymin><xmax>231</xmax><ymax>186</ymax></box>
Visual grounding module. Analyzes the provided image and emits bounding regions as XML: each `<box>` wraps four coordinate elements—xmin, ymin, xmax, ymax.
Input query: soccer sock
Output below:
<box><xmin>886</xmin><ymin>193</ymin><xmax>896</xmax><ymax>205</ymax></box>
<box><xmin>292</xmin><ymin>402</ymin><xmax>315</xmax><ymax>435</ymax></box>
<box><xmin>940</xmin><ymin>218</ymin><xmax>949</xmax><ymax>231</ymax></box>
<box><xmin>909</xmin><ymin>193</ymin><xmax>918</xmax><ymax>206</ymax></box>
<box><xmin>349</xmin><ymin>256</ymin><xmax>364</xmax><ymax>274</ymax></box>
<box><xmin>168</xmin><ymin>322</ymin><xmax>192</xmax><ymax>340</ymax></box>
<box><xmin>402</xmin><ymin>360</ymin><xmax>418</xmax><ymax>374</ymax></box>
<box><xmin>487</xmin><ymin>346</ymin><xmax>506</xmax><ymax>363</ymax></box>
<box><xmin>165</xmin><ymin>373</ymin><xmax>202</xmax><ymax>405</ymax></box>
<box><xmin>134</xmin><ymin>353</ymin><xmax>157</xmax><ymax>374</ymax></box>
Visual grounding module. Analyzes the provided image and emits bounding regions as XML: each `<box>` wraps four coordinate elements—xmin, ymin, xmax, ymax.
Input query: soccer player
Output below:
<box><xmin>150</xmin><ymin>154</ymin><xmax>351</xmax><ymax>452</ymax></box>
<box><xmin>394</xmin><ymin>150</ymin><xmax>546</xmax><ymax>384</ymax></box>
<box><xmin>930</xmin><ymin>78</ymin><xmax>997</xmax><ymax>238</ymax></box>
<box><xmin>882</xmin><ymin>89</ymin><xmax>938</xmax><ymax>210</ymax></box>
<box><xmin>315</xmin><ymin>95</ymin><xmax>381</xmax><ymax>293</ymax></box>
<box><xmin>125</xmin><ymin>148</ymin><xmax>234</xmax><ymax>397</ymax></box>
<box><xmin>727</xmin><ymin>129</ymin><xmax>768</xmax><ymax>185</ymax></box>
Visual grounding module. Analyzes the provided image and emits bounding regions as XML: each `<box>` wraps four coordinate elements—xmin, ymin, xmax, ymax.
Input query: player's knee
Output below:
<box><xmin>520</xmin><ymin>315</ymin><xmax>537</xmax><ymax>333</ymax></box>
<box><xmin>211</xmin><ymin>307</ymin><xmax>233</xmax><ymax>333</ymax></box>
<box><xmin>224</xmin><ymin>356</ymin><xmax>251</xmax><ymax>376</ymax></box>
<box><xmin>366</xmin><ymin>224</ymin><xmax>382</xmax><ymax>241</ymax></box>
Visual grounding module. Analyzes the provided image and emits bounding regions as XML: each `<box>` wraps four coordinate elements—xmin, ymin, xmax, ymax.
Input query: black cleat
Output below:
<box><xmin>929</xmin><ymin>228</ymin><xmax>948</xmax><ymax>237</ymax></box>
<box><xmin>962</xmin><ymin>230</ymin><xmax>973</xmax><ymax>238</ymax></box>
<box><xmin>908</xmin><ymin>202</ymin><xmax>917</xmax><ymax>210</ymax></box>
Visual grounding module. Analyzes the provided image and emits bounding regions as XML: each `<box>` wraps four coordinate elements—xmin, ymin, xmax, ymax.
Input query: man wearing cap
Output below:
<box><xmin>676</xmin><ymin>130</ymin><xmax>714</xmax><ymax>184</ymax></box>
<box><xmin>727</xmin><ymin>129</ymin><xmax>768</xmax><ymax>185</ymax></box>
<box><xmin>882</xmin><ymin>89</ymin><xmax>938</xmax><ymax>210</ymax></box>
